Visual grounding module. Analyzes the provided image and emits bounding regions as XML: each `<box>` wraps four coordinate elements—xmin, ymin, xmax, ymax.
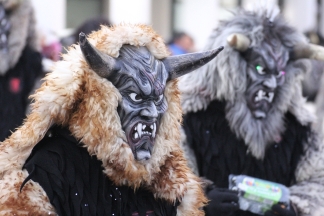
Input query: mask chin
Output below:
<box><xmin>253</xmin><ymin>110</ymin><xmax>267</xmax><ymax>119</ymax></box>
<box><xmin>132</xmin><ymin>137</ymin><xmax>153</xmax><ymax>162</ymax></box>
<box><xmin>135</xmin><ymin>149</ymin><xmax>151</xmax><ymax>161</ymax></box>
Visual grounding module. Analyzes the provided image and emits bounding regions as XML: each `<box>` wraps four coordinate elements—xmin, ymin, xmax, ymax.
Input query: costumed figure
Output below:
<box><xmin>0</xmin><ymin>23</ymin><xmax>223</xmax><ymax>215</ymax></box>
<box><xmin>179</xmin><ymin>4</ymin><xmax>324</xmax><ymax>216</ymax></box>
<box><xmin>0</xmin><ymin>0</ymin><xmax>43</xmax><ymax>141</ymax></box>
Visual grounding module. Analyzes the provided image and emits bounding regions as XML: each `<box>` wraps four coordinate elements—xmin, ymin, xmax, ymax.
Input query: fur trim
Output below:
<box><xmin>0</xmin><ymin>170</ymin><xmax>56</xmax><ymax>215</ymax></box>
<box><xmin>288</xmin><ymin>130</ymin><xmax>324</xmax><ymax>215</ymax></box>
<box><xmin>179</xmin><ymin>8</ymin><xmax>315</xmax><ymax>159</ymax></box>
<box><xmin>0</xmin><ymin>0</ymin><xmax>39</xmax><ymax>75</ymax></box>
<box><xmin>0</xmin><ymin>24</ymin><xmax>206</xmax><ymax>214</ymax></box>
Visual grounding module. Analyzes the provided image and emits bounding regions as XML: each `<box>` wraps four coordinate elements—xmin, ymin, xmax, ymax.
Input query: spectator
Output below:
<box><xmin>167</xmin><ymin>32</ymin><xmax>195</xmax><ymax>55</ymax></box>
<box><xmin>0</xmin><ymin>0</ymin><xmax>43</xmax><ymax>141</ymax></box>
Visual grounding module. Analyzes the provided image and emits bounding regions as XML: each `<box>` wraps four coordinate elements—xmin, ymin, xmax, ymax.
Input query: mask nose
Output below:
<box><xmin>140</xmin><ymin>101</ymin><xmax>158</xmax><ymax>120</ymax></box>
<box><xmin>263</xmin><ymin>75</ymin><xmax>277</xmax><ymax>90</ymax></box>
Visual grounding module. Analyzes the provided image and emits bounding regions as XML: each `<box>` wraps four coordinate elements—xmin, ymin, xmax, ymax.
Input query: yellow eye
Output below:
<box><xmin>129</xmin><ymin>93</ymin><xmax>142</xmax><ymax>102</ymax></box>
<box><xmin>256</xmin><ymin>65</ymin><xmax>266</xmax><ymax>75</ymax></box>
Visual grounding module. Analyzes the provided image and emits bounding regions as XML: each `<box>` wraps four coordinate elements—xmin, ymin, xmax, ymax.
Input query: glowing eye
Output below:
<box><xmin>155</xmin><ymin>94</ymin><xmax>164</xmax><ymax>103</ymax></box>
<box><xmin>129</xmin><ymin>93</ymin><xmax>142</xmax><ymax>102</ymax></box>
<box><xmin>256</xmin><ymin>65</ymin><xmax>266</xmax><ymax>75</ymax></box>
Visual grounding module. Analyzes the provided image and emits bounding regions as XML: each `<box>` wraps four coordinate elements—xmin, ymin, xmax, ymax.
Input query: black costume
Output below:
<box><xmin>183</xmin><ymin>100</ymin><xmax>309</xmax><ymax>215</ymax></box>
<box><xmin>23</xmin><ymin>126</ymin><xmax>177</xmax><ymax>216</ymax></box>
<box><xmin>0</xmin><ymin>46</ymin><xmax>42</xmax><ymax>141</ymax></box>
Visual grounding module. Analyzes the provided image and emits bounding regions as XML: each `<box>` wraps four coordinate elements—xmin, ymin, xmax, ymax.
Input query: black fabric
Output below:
<box><xmin>0</xmin><ymin>46</ymin><xmax>43</xmax><ymax>141</ymax></box>
<box><xmin>183</xmin><ymin>100</ymin><xmax>308</xmax><ymax>216</ymax></box>
<box><xmin>22</xmin><ymin>126</ymin><xmax>178</xmax><ymax>216</ymax></box>
<box><xmin>264</xmin><ymin>204</ymin><xmax>296</xmax><ymax>216</ymax></box>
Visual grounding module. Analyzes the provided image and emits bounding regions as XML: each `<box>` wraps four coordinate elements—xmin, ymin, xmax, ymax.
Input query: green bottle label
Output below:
<box><xmin>240</xmin><ymin>176</ymin><xmax>282</xmax><ymax>204</ymax></box>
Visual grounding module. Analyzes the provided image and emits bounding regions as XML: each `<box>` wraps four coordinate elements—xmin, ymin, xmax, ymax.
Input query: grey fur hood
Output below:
<box><xmin>0</xmin><ymin>0</ymin><xmax>39</xmax><ymax>75</ymax></box>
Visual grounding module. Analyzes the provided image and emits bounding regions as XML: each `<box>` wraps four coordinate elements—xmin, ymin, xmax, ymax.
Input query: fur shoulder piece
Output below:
<box><xmin>0</xmin><ymin>0</ymin><xmax>39</xmax><ymax>75</ymax></box>
<box><xmin>0</xmin><ymin>23</ymin><xmax>206</xmax><ymax>215</ymax></box>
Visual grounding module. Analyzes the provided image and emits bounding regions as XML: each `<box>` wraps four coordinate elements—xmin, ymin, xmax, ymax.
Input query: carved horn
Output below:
<box><xmin>227</xmin><ymin>33</ymin><xmax>251</xmax><ymax>52</ymax></box>
<box><xmin>163</xmin><ymin>46</ymin><xmax>224</xmax><ymax>81</ymax></box>
<box><xmin>79</xmin><ymin>32</ymin><xmax>118</xmax><ymax>78</ymax></box>
<box><xmin>291</xmin><ymin>43</ymin><xmax>324</xmax><ymax>61</ymax></box>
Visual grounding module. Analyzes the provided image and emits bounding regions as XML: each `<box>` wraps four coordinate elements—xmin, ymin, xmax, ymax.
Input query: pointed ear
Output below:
<box><xmin>163</xmin><ymin>46</ymin><xmax>224</xmax><ymax>81</ymax></box>
<box><xmin>79</xmin><ymin>32</ymin><xmax>119</xmax><ymax>78</ymax></box>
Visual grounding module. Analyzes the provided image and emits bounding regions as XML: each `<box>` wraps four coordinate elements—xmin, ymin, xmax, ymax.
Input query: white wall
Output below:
<box><xmin>31</xmin><ymin>0</ymin><xmax>66</xmax><ymax>36</ymax></box>
<box><xmin>283</xmin><ymin>0</ymin><xmax>317</xmax><ymax>33</ymax></box>
<box><xmin>109</xmin><ymin>0</ymin><xmax>152</xmax><ymax>25</ymax></box>
<box><xmin>174</xmin><ymin>0</ymin><xmax>220</xmax><ymax>51</ymax></box>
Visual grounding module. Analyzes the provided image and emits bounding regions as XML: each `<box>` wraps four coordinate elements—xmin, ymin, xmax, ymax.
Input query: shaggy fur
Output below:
<box><xmin>0</xmin><ymin>0</ymin><xmax>39</xmax><ymax>75</ymax></box>
<box><xmin>0</xmin><ymin>170</ymin><xmax>56</xmax><ymax>215</ymax></box>
<box><xmin>179</xmin><ymin>7</ymin><xmax>315</xmax><ymax>159</ymax></box>
<box><xmin>179</xmin><ymin>5</ymin><xmax>324</xmax><ymax>216</ymax></box>
<box><xmin>0</xmin><ymin>24</ymin><xmax>207</xmax><ymax>215</ymax></box>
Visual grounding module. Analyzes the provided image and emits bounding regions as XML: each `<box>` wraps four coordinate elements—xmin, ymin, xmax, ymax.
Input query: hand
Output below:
<box><xmin>204</xmin><ymin>188</ymin><xmax>239</xmax><ymax>215</ymax></box>
<box><xmin>264</xmin><ymin>203</ymin><xmax>297</xmax><ymax>216</ymax></box>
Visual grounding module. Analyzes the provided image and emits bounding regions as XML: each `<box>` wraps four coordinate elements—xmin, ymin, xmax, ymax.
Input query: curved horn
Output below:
<box><xmin>227</xmin><ymin>33</ymin><xmax>250</xmax><ymax>52</ymax></box>
<box><xmin>163</xmin><ymin>46</ymin><xmax>224</xmax><ymax>81</ymax></box>
<box><xmin>291</xmin><ymin>43</ymin><xmax>324</xmax><ymax>61</ymax></box>
<box><xmin>79</xmin><ymin>32</ymin><xmax>118</xmax><ymax>78</ymax></box>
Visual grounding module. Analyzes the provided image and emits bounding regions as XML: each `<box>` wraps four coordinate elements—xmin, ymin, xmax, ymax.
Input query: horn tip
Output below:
<box><xmin>217</xmin><ymin>46</ymin><xmax>224</xmax><ymax>52</ymax></box>
<box><xmin>79</xmin><ymin>32</ymin><xmax>86</xmax><ymax>45</ymax></box>
<box><xmin>211</xmin><ymin>46</ymin><xmax>224</xmax><ymax>56</ymax></box>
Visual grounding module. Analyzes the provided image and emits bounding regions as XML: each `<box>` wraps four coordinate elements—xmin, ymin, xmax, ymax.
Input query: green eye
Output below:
<box><xmin>256</xmin><ymin>65</ymin><xmax>266</xmax><ymax>75</ymax></box>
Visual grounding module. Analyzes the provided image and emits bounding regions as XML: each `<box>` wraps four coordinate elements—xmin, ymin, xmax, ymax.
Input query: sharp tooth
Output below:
<box><xmin>152</xmin><ymin>123</ymin><xmax>156</xmax><ymax>138</ymax></box>
<box><xmin>143</xmin><ymin>124</ymin><xmax>146</xmax><ymax>130</ymax></box>
<box><xmin>134</xmin><ymin>127</ymin><xmax>137</xmax><ymax>131</ymax></box>
<box><xmin>268</xmin><ymin>92</ymin><xmax>274</xmax><ymax>102</ymax></box>
<box><xmin>134</xmin><ymin>132</ymin><xmax>139</xmax><ymax>139</ymax></box>
<box><xmin>255</xmin><ymin>96</ymin><xmax>258</xmax><ymax>102</ymax></box>
<box><xmin>150</xmin><ymin>124</ymin><xmax>153</xmax><ymax>129</ymax></box>
<box><xmin>137</xmin><ymin>123</ymin><xmax>142</xmax><ymax>138</ymax></box>
<box><xmin>258</xmin><ymin>90</ymin><xmax>263</xmax><ymax>100</ymax></box>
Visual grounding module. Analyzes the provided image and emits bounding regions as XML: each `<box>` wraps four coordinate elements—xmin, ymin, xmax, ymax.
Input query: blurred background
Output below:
<box><xmin>31</xmin><ymin>0</ymin><xmax>324</xmax><ymax>51</ymax></box>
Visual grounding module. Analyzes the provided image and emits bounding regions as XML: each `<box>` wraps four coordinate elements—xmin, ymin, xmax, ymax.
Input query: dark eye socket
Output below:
<box><xmin>155</xmin><ymin>94</ymin><xmax>163</xmax><ymax>103</ymax></box>
<box><xmin>276</xmin><ymin>71</ymin><xmax>285</xmax><ymax>78</ymax></box>
<box><xmin>255</xmin><ymin>65</ymin><xmax>266</xmax><ymax>75</ymax></box>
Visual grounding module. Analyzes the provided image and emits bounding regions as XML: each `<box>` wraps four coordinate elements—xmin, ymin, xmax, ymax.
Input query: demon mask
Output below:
<box><xmin>79</xmin><ymin>32</ymin><xmax>223</xmax><ymax>161</ymax></box>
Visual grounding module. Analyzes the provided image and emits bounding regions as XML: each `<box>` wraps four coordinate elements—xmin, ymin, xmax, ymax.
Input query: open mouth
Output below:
<box><xmin>254</xmin><ymin>89</ymin><xmax>274</xmax><ymax>103</ymax></box>
<box><xmin>131</xmin><ymin>122</ymin><xmax>157</xmax><ymax>142</ymax></box>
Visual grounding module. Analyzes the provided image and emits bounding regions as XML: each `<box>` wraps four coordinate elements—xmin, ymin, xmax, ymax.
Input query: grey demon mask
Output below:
<box><xmin>0</xmin><ymin>3</ymin><xmax>10</xmax><ymax>53</ymax></box>
<box><xmin>227</xmin><ymin>31</ymin><xmax>324</xmax><ymax>119</ymax></box>
<box><xmin>79</xmin><ymin>32</ymin><xmax>223</xmax><ymax>161</ymax></box>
